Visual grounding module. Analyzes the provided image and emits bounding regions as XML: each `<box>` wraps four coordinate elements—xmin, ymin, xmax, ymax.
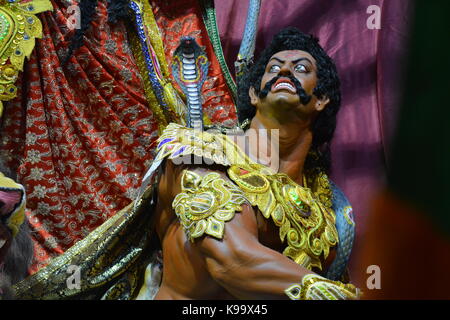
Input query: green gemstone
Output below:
<box><xmin>288</xmin><ymin>189</ymin><xmax>301</xmax><ymax>204</ymax></box>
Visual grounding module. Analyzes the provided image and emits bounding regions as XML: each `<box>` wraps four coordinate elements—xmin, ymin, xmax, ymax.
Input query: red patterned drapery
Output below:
<box><xmin>0</xmin><ymin>0</ymin><xmax>158</xmax><ymax>273</ymax></box>
<box><xmin>0</xmin><ymin>0</ymin><xmax>236</xmax><ymax>273</ymax></box>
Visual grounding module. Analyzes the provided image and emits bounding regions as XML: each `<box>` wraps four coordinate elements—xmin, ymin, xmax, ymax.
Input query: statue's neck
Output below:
<box><xmin>246</xmin><ymin>114</ymin><xmax>313</xmax><ymax>185</ymax></box>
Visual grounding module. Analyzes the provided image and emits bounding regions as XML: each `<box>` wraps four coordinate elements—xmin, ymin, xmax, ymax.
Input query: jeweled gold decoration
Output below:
<box><xmin>285</xmin><ymin>274</ymin><xmax>360</xmax><ymax>300</ymax></box>
<box><xmin>157</xmin><ymin>123</ymin><xmax>339</xmax><ymax>270</ymax></box>
<box><xmin>172</xmin><ymin>170</ymin><xmax>248</xmax><ymax>240</ymax></box>
<box><xmin>0</xmin><ymin>0</ymin><xmax>53</xmax><ymax>117</ymax></box>
<box><xmin>228</xmin><ymin>165</ymin><xmax>338</xmax><ymax>271</ymax></box>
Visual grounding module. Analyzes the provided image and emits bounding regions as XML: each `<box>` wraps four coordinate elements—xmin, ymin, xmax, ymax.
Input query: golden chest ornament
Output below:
<box><xmin>158</xmin><ymin>123</ymin><xmax>339</xmax><ymax>271</ymax></box>
<box><xmin>227</xmin><ymin>163</ymin><xmax>338</xmax><ymax>271</ymax></box>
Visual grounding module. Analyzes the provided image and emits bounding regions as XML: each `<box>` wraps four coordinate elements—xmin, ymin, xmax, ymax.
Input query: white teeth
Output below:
<box><xmin>274</xmin><ymin>82</ymin><xmax>295</xmax><ymax>91</ymax></box>
<box><xmin>0</xmin><ymin>239</ymin><xmax>6</xmax><ymax>249</ymax></box>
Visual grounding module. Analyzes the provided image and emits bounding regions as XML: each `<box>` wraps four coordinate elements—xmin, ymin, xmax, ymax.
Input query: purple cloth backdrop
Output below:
<box><xmin>215</xmin><ymin>0</ymin><xmax>413</xmax><ymax>273</ymax></box>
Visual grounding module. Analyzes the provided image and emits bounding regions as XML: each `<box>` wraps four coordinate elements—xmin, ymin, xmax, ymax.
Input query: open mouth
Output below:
<box><xmin>271</xmin><ymin>78</ymin><xmax>297</xmax><ymax>94</ymax></box>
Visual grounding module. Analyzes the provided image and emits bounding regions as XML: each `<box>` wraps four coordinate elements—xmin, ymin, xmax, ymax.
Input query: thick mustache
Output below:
<box><xmin>259</xmin><ymin>75</ymin><xmax>312</xmax><ymax>105</ymax></box>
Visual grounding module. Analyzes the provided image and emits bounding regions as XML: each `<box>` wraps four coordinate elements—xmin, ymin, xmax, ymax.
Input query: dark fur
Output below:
<box><xmin>0</xmin><ymin>222</ymin><xmax>33</xmax><ymax>300</ymax></box>
<box><xmin>0</xmin><ymin>159</ymin><xmax>33</xmax><ymax>300</ymax></box>
<box><xmin>0</xmin><ymin>273</ymin><xmax>14</xmax><ymax>300</ymax></box>
<box><xmin>0</xmin><ymin>159</ymin><xmax>16</xmax><ymax>182</ymax></box>
<box><xmin>237</xmin><ymin>27</ymin><xmax>341</xmax><ymax>174</ymax></box>
<box><xmin>3</xmin><ymin>222</ymin><xmax>34</xmax><ymax>285</ymax></box>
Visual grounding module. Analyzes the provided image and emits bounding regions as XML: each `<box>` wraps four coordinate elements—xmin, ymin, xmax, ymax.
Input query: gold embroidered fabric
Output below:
<box><xmin>173</xmin><ymin>170</ymin><xmax>248</xmax><ymax>241</ymax></box>
<box><xmin>155</xmin><ymin>123</ymin><xmax>339</xmax><ymax>271</ymax></box>
<box><xmin>0</xmin><ymin>0</ymin><xmax>53</xmax><ymax>117</ymax></box>
<box><xmin>285</xmin><ymin>274</ymin><xmax>360</xmax><ymax>300</ymax></box>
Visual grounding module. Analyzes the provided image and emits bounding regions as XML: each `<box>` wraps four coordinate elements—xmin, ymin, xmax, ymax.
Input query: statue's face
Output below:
<box><xmin>260</xmin><ymin>50</ymin><xmax>317</xmax><ymax>105</ymax></box>
<box><xmin>249</xmin><ymin>49</ymin><xmax>329</xmax><ymax>120</ymax></box>
<box><xmin>0</xmin><ymin>173</ymin><xmax>26</xmax><ymax>265</ymax></box>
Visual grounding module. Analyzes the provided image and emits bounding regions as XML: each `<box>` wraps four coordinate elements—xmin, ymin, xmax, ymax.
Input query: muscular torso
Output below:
<box><xmin>152</xmin><ymin>160</ymin><xmax>335</xmax><ymax>299</ymax></box>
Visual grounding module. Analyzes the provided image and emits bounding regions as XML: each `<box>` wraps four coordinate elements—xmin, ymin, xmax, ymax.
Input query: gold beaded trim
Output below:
<box><xmin>128</xmin><ymin>0</ymin><xmax>186</xmax><ymax>133</ymax></box>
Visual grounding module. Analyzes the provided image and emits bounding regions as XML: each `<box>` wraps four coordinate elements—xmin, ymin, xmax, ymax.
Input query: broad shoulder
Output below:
<box><xmin>156</xmin><ymin>158</ymin><xmax>257</xmax><ymax>239</ymax></box>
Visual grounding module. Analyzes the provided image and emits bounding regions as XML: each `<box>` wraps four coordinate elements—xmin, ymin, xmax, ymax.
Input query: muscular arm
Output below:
<box><xmin>193</xmin><ymin>188</ymin><xmax>314</xmax><ymax>300</ymax></box>
<box><xmin>158</xmin><ymin>161</ymin><xmax>356</xmax><ymax>300</ymax></box>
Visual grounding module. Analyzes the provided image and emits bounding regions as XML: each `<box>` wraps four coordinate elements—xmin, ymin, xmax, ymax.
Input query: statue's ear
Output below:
<box><xmin>315</xmin><ymin>96</ymin><xmax>330</xmax><ymax>112</ymax></box>
<box><xmin>249</xmin><ymin>86</ymin><xmax>259</xmax><ymax>107</ymax></box>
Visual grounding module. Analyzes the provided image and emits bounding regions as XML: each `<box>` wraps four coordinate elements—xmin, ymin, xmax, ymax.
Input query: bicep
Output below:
<box><xmin>197</xmin><ymin>203</ymin><xmax>259</xmax><ymax>273</ymax></box>
<box><xmin>195</xmin><ymin>203</ymin><xmax>312</xmax><ymax>299</ymax></box>
<box><xmin>159</xmin><ymin>163</ymin><xmax>312</xmax><ymax>299</ymax></box>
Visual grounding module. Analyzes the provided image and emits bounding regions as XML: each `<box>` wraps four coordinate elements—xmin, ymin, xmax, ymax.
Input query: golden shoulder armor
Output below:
<box><xmin>172</xmin><ymin>169</ymin><xmax>248</xmax><ymax>241</ymax></box>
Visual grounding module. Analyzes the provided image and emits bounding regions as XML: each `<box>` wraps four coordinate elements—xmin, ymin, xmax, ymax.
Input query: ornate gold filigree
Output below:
<box><xmin>172</xmin><ymin>170</ymin><xmax>248</xmax><ymax>241</ymax></box>
<box><xmin>155</xmin><ymin>122</ymin><xmax>249</xmax><ymax>166</ymax></box>
<box><xmin>0</xmin><ymin>0</ymin><xmax>53</xmax><ymax>116</ymax></box>
<box><xmin>156</xmin><ymin>123</ymin><xmax>339</xmax><ymax>271</ymax></box>
<box><xmin>228</xmin><ymin>165</ymin><xmax>338</xmax><ymax>271</ymax></box>
<box><xmin>285</xmin><ymin>274</ymin><xmax>360</xmax><ymax>300</ymax></box>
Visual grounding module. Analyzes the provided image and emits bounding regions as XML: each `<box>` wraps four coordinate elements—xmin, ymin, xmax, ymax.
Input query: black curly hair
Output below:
<box><xmin>237</xmin><ymin>27</ymin><xmax>341</xmax><ymax>174</ymax></box>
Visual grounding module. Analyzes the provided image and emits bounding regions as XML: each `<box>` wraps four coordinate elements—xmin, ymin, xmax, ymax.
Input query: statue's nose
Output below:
<box><xmin>278</xmin><ymin>64</ymin><xmax>292</xmax><ymax>76</ymax></box>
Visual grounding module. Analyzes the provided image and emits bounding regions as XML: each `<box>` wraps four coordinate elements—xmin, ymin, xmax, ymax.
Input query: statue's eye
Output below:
<box><xmin>269</xmin><ymin>65</ymin><xmax>280</xmax><ymax>73</ymax></box>
<box><xmin>295</xmin><ymin>64</ymin><xmax>307</xmax><ymax>73</ymax></box>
